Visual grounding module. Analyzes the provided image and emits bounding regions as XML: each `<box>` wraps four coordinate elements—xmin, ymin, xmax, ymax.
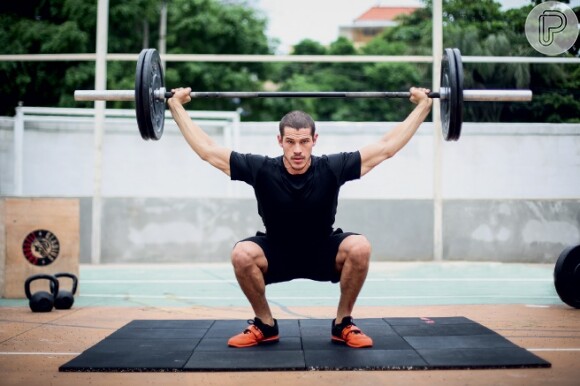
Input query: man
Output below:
<box><xmin>168</xmin><ymin>87</ymin><xmax>432</xmax><ymax>348</ymax></box>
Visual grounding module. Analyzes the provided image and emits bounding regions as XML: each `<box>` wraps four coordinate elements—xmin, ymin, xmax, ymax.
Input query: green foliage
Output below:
<box><xmin>164</xmin><ymin>0</ymin><xmax>272</xmax><ymax>116</ymax></box>
<box><xmin>293</xmin><ymin>39</ymin><xmax>327</xmax><ymax>55</ymax></box>
<box><xmin>379</xmin><ymin>5</ymin><xmax>433</xmax><ymax>54</ymax></box>
<box><xmin>265</xmin><ymin>34</ymin><xmax>425</xmax><ymax>122</ymax></box>
<box><xmin>0</xmin><ymin>0</ymin><xmax>272</xmax><ymax>116</ymax></box>
<box><xmin>0</xmin><ymin>0</ymin><xmax>162</xmax><ymax>113</ymax></box>
<box><xmin>372</xmin><ymin>0</ymin><xmax>580</xmax><ymax>123</ymax></box>
<box><xmin>0</xmin><ymin>0</ymin><xmax>577</xmax><ymax>122</ymax></box>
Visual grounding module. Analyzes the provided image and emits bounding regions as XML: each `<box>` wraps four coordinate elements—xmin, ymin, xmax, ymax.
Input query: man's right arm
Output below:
<box><xmin>167</xmin><ymin>87</ymin><xmax>232</xmax><ymax>176</ymax></box>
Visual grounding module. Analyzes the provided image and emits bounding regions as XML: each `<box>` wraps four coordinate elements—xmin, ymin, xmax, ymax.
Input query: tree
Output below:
<box><xmin>1</xmin><ymin>0</ymin><xmax>577</xmax><ymax>122</ymax></box>
<box><xmin>493</xmin><ymin>2</ymin><xmax>580</xmax><ymax>122</ymax></box>
<box><xmin>0</xmin><ymin>0</ymin><xmax>274</xmax><ymax>117</ymax></box>
<box><xmin>1</xmin><ymin>1</ymin><xmax>90</xmax><ymax>114</ymax></box>
<box><xmin>0</xmin><ymin>0</ymin><xmax>161</xmax><ymax>114</ymax></box>
<box><xmin>263</xmin><ymin>35</ymin><xmax>424</xmax><ymax>122</ymax></box>
<box><xmin>375</xmin><ymin>0</ymin><xmax>580</xmax><ymax>123</ymax></box>
<box><xmin>162</xmin><ymin>0</ymin><xmax>273</xmax><ymax>117</ymax></box>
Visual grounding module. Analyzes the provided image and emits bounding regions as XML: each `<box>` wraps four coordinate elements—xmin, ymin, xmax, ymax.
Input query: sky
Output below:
<box><xmin>252</xmin><ymin>0</ymin><xmax>580</xmax><ymax>53</ymax></box>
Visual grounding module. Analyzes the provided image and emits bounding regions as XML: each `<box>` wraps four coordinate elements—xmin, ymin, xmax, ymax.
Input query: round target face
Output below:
<box><xmin>22</xmin><ymin>229</ymin><xmax>60</xmax><ymax>266</ymax></box>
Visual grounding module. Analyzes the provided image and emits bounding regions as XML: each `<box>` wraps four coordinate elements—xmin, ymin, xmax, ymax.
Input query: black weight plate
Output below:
<box><xmin>554</xmin><ymin>244</ymin><xmax>580</xmax><ymax>309</ymax></box>
<box><xmin>141</xmin><ymin>48</ymin><xmax>165</xmax><ymax>140</ymax></box>
<box><xmin>139</xmin><ymin>48</ymin><xmax>156</xmax><ymax>140</ymax></box>
<box><xmin>452</xmin><ymin>48</ymin><xmax>463</xmax><ymax>141</ymax></box>
<box><xmin>440</xmin><ymin>48</ymin><xmax>458</xmax><ymax>141</ymax></box>
<box><xmin>439</xmin><ymin>54</ymin><xmax>450</xmax><ymax>141</ymax></box>
<box><xmin>146</xmin><ymin>49</ymin><xmax>165</xmax><ymax>140</ymax></box>
<box><xmin>135</xmin><ymin>48</ymin><xmax>166</xmax><ymax>141</ymax></box>
<box><xmin>135</xmin><ymin>49</ymin><xmax>151</xmax><ymax>140</ymax></box>
<box><xmin>440</xmin><ymin>51</ymin><xmax>450</xmax><ymax>139</ymax></box>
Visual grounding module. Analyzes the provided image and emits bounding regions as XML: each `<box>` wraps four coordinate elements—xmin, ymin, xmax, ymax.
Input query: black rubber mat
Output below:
<box><xmin>59</xmin><ymin>317</ymin><xmax>550</xmax><ymax>372</ymax></box>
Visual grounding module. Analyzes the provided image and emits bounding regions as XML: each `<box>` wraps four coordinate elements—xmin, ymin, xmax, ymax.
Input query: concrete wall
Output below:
<box><xmin>78</xmin><ymin>198</ymin><xmax>434</xmax><ymax>264</ymax></box>
<box><xmin>75</xmin><ymin>197</ymin><xmax>577</xmax><ymax>264</ymax></box>
<box><xmin>1</xmin><ymin>110</ymin><xmax>579</xmax><ymax>264</ymax></box>
<box><xmin>444</xmin><ymin>200</ymin><xmax>580</xmax><ymax>263</ymax></box>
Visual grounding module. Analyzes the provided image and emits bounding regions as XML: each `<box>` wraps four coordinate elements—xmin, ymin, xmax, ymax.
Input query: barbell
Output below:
<box><xmin>554</xmin><ymin>244</ymin><xmax>580</xmax><ymax>309</ymax></box>
<box><xmin>74</xmin><ymin>48</ymin><xmax>532</xmax><ymax>141</ymax></box>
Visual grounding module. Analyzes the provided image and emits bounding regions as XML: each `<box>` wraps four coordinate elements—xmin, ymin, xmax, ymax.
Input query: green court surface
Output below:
<box><xmin>1</xmin><ymin>262</ymin><xmax>561</xmax><ymax>309</ymax></box>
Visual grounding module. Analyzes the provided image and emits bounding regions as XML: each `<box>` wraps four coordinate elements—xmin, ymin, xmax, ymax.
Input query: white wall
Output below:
<box><xmin>1</xmin><ymin>112</ymin><xmax>579</xmax><ymax>263</ymax></box>
<box><xmin>2</xmin><ymin>117</ymin><xmax>579</xmax><ymax>200</ymax></box>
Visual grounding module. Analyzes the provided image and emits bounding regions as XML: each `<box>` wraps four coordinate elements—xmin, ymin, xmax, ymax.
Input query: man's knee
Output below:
<box><xmin>340</xmin><ymin>235</ymin><xmax>371</xmax><ymax>268</ymax></box>
<box><xmin>231</xmin><ymin>241</ymin><xmax>266</xmax><ymax>272</ymax></box>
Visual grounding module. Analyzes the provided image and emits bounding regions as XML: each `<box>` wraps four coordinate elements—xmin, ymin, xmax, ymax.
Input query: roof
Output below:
<box><xmin>354</xmin><ymin>6</ymin><xmax>419</xmax><ymax>22</ymax></box>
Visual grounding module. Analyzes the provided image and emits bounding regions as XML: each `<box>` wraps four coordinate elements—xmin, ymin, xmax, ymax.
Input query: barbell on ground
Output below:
<box><xmin>74</xmin><ymin>48</ymin><xmax>533</xmax><ymax>141</ymax></box>
<box><xmin>554</xmin><ymin>244</ymin><xmax>580</xmax><ymax>309</ymax></box>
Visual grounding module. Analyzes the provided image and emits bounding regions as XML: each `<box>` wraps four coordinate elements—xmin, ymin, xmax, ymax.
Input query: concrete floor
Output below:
<box><xmin>1</xmin><ymin>262</ymin><xmax>579</xmax><ymax>386</ymax></box>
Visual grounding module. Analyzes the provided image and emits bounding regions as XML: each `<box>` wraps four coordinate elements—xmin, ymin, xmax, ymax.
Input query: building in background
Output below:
<box><xmin>339</xmin><ymin>5</ymin><xmax>421</xmax><ymax>47</ymax></box>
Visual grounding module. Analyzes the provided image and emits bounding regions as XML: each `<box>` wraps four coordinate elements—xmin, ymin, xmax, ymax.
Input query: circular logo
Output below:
<box><xmin>525</xmin><ymin>1</ymin><xmax>579</xmax><ymax>56</ymax></box>
<box><xmin>22</xmin><ymin>229</ymin><xmax>60</xmax><ymax>266</ymax></box>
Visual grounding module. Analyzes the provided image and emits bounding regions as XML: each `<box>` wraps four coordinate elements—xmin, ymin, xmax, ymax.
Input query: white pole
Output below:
<box><xmin>432</xmin><ymin>0</ymin><xmax>443</xmax><ymax>261</ymax></box>
<box><xmin>91</xmin><ymin>0</ymin><xmax>109</xmax><ymax>265</ymax></box>
<box><xmin>159</xmin><ymin>0</ymin><xmax>167</xmax><ymax>70</ymax></box>
<box><xmin>13</xmin><ymin>103</ymin><xmax>24</xmax><ymax>196</ymax></box>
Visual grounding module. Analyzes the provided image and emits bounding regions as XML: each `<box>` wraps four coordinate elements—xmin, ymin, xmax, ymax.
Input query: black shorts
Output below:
<box><xmin>238</xmin><ymin>228</ymin><xmax>359</xmax><ymax>285</ymax></box>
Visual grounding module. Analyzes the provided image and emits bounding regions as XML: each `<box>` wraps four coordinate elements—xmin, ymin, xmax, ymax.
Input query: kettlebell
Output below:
<box><xmin>24</xmin><ymin>274</ymin><xmax>59</xmax><ymax>312</ymax></box>
<box><xmin>50</xmin><ymin>272</ymin><xmax>78</xmax><ymax>310</ymax></box>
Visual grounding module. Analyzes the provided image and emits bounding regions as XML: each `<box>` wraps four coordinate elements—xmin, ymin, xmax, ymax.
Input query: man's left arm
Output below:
<box><xmin>359</xmin><ymin>87</ymin><xmax>432</xmax><ymax>177</ymax></box>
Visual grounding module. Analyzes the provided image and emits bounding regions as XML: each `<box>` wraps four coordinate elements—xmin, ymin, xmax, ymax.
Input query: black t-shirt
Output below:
<box><xmin>230</xmin><ymin>151</ymin><xmax>361</xmax><ymax>244</ymax></box>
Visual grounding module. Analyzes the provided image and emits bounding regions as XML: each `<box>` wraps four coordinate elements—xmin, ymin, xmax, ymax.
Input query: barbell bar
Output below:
<box><xmin>73</xmin><ymin>48</ymin><xmax>533</xmax><ymax>141</ymax></box>
<box><xmin>74</xmin><ymin>89</ymin><xmax>533</xmax><ymax>102</ymax></box>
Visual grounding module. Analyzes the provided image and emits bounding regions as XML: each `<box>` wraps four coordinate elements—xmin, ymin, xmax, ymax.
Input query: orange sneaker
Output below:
<box><xmin>228</xmin><ymin>317</ymin><xmax>279</xmax><ymax>348</ymax></box>
<box><xmin>331</xmin><ymin>316</ymin><xmax>373</xmax><ymax>348</ymax></box>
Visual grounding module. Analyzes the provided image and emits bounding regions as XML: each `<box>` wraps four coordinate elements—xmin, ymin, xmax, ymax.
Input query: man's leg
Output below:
<box><xmin>231</xmin><ymin>241</ymin><xmax>275</xmax><ymax>326</ymax></box>
<box><xmin>335</xmin><ymin>235</ymin><xmax>371</xmax><ymax>323</ymax></box>
<box><xmin>331</xmin><ymin>234</ymin><xmax>373</xmax><ymax>348</ymax></box>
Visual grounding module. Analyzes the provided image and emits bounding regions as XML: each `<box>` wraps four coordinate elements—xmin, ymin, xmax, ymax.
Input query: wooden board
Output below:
<box><xmin>1</xmin><ymin>198</ymin><xmax>80</xmax><ymax>298</ymax></box>
<box><xmin>0</xmin><ymin>199</ymin><xmax>5</xmax><ymax>297</ymax></box>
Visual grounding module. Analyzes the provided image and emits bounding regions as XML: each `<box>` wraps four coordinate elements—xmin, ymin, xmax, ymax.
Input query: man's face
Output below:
<box><xmin>278</xmin><ymin>127</ymin><xmax>318</xmax><ymax>175</ymax></box>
